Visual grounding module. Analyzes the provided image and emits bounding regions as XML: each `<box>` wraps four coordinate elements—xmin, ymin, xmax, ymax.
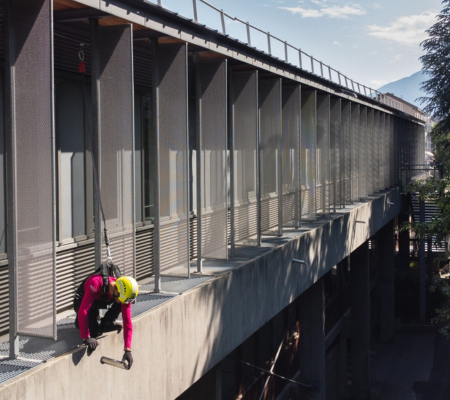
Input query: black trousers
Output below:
<box><xmin>74</xmin><ymin>299</ymin><xmax>121</xmax><ymax>338</ymax></box>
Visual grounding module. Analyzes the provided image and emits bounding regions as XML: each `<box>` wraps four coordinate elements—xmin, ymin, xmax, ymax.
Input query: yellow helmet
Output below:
<box><xmin>115</xmin><ymin>276</ymin><xmax>139</xmax><ymax>304</ymax></box>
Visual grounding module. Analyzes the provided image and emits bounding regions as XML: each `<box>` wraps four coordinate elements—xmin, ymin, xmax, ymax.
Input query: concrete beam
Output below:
<box><xmin>0</xmin><ymin>189</ymin><xmax>400</xmax><ymax>400</ymax></box>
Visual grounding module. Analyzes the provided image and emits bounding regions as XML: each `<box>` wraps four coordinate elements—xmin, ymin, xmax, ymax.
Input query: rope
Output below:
<box><xmin>79</xmin><ymin>44</ymin><xmax>112</xmax><ymax>263</ymax></box>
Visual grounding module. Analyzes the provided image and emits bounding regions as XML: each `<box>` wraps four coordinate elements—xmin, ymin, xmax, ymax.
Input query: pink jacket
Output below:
<box><xmin>78</xmin><ymin>275</ymin><xmax>133</xmax><ymax>349</ymax></box>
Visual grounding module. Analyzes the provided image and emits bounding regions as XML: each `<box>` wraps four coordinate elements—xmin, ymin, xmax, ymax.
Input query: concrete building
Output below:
<box><xmin>0</xmin><ymin>1</ymin><xmax>425</xmax><ymax>399</ymax></box>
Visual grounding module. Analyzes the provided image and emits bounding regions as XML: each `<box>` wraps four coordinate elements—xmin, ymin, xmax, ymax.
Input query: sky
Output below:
<box><xmin>154</xmin><ymin>0</ymin><xmax>442</xmax><ymax>90</ymax></box>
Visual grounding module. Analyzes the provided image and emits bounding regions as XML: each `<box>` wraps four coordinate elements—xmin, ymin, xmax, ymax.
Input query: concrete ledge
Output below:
<box><xmin>0</xmin><ymin>189</ymin><xmax>401</xmax><ymax>400</ymax></box>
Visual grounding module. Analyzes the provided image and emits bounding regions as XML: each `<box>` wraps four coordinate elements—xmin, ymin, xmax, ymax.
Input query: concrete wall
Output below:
<box><xmin>0</xmin><ymin>189</ymin><xmax>401</xmax><ymax>400</ymax></box>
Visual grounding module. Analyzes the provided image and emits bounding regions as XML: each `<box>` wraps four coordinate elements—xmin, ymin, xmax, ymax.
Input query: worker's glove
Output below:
<box><xmin>84</xmin><ymin>337</ymin><xmax>99</xmax><ymax>352</ymax></box>
<box><xmin>100</xmin><ymin>320</ymin><xmax>122</xmax><ymax>334</ymax></box>
<box><xmin>122</xmin><ymin>351</ymin><xmax>133</xmax><ymax>369</ymax></box>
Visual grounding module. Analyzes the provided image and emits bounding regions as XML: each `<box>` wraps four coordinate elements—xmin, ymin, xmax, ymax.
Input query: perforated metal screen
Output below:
<box><xmin>359</xmin><ymin>107</ymin><xmax>367</xmax><ymax>198</ymax></box>
<box><xmin>281</xmin><ymin>84</ymin><xmax>300</xmax><ymax>226</ymax></box>
<box><xmin>341</xmin><ymin>101</ymin><xmax>351</xmax><ymax>204</ymax></box>
<box><xmin>259</xmin><ymin>78</ymin><xmax>282</xmax><ymax>235</ymax></box>
<box><xmin>317</xmin><ymin>94</ymin><xmax>330</xmax><ymax>214</ymax></box>
<box><xmin>301</xmin><ymin>90</ymin><xmax>317</xmax><ymax>220</ymax></box>
<box><xmin>94</xmin><ymin>25</ymin><xmax>135</xmax><ymax>277</ymax></box>
<box><xmin>230</xmin><ymin>70</ymin><xmax>259</xmax><ymax>248</ymax></box>
<box><xmin>196</xmin><ymin>59</ymin><xmax>228</xmax><ymax>260</ymax></box>
<box><xmin>351</xmin><ymin>104</ymin><xmax>359</xmax><ymax>202</ymax></box>
<box><xmin>380</xmin><ymin>113</ymin><xmax>386</xmax><ymax>190</ymax></box>
<box><xmin>155</xmin><ymin>43</ymin><xmax>189</xmax><ymax>274</ymax></box>
<box><xmin>330</xmin><ymin>98</ymin><xmax>341</xmax><ymax>209</ymax></box>
<box><xmin>373</xmin><ymin>111</ymin><xmax>380</xmax><ymax>192</ymax></box>
<box><xmin>367</xmin><ymin>109</ymin><xmax>374</xmax><ymax>195</ymax></box>
<box><xmin>384</xmin><ymin>115</ymin><xmax>391</xmax><ymax>189</ymax></box>
<box><xmin>7</xmin><ymin>0</ymin><xmax>57</xmax><ymax>339</ymax></box>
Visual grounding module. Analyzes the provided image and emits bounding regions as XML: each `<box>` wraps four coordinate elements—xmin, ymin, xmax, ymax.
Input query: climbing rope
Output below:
<box><xmin>78</xmin><ymin>43</ymin><xmax>112</xmax><ymax>265</ymax></box>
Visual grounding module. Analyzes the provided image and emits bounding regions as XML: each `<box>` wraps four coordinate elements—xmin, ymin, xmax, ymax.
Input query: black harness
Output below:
<box><xmin>73</xmin><ymin>262</ymin><xmax>122</xmax><ymax>313</ymax></box>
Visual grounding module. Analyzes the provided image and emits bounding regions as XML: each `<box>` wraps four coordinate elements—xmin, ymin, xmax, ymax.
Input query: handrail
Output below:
<box><xmin>154</xmin><ymin>0</ymin><xmax>404</xmax><ymax>111</ymax></box>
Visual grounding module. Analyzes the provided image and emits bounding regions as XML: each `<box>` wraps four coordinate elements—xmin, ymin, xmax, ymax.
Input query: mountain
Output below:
<box><xmin>377</xmin><ymin>71</ymin><xmax>427</xmax><ymax>108</ymax></box>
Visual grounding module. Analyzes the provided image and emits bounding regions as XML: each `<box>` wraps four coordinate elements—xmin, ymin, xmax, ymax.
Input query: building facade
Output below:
<box><xmin>0</xmin><ymin>1</ymin><xmax>425</xmax><ymax>399</ymax></box>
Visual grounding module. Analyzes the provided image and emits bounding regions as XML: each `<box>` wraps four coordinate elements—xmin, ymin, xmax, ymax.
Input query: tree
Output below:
<box><xmin>420</xmin><ymin>0</ymin><xmax>450</xmax><ymax>173</ymax></box>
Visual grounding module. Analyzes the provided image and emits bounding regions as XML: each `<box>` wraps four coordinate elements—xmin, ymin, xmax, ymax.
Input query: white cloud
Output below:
<box><xmin>372</xmin><ymin>3</ymin><xmax>383</xmax><ymax>10</ymax></box>
<box><xmin>333</xmin><ymin>41</ymin><xmax>342</xmax><ymax>46</ymax></box>
<box><xmin>367</xmin><ymin>11</ymin><xmax>437</xmax><ymax>47</ymax></box>
<box><xmin>280</xmin><ymin>4</ymin><xmax>365</xmax><ymax>19</ymax></box>
<box><xmin>393</xmin><ymin>54</ymin><xmax>402</xmax><ymax>61</ymax></box>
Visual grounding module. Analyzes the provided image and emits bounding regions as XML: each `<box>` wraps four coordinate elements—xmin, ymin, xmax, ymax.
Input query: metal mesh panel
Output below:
<box><xmin>282</xmin><ymin>84</ymin><xmax>300</xmax><ymax>226</ymax></box>
<box><xmin>95</xmin><ymin>25</ymin><xmax>135</xmax><ymax>276</ymax></box>
<box><xmin>197</xmin><ymin>59</ymin><xmax>227</xmax><ymax>260</ymax></box>
<box><xmin>351</xmin><ymin>104</ymin><xmax>359</xmax><ymax>201</ymax></box>
<box><xmin>231</xmin><ymin>71</ymin><xmax>259</xmax><ymax>246</ymax></box>
<box><xmin>341</xmin><ymin>101</ymin><xmax>351</xmax><ymax>204</ymax></box>
<box><xmin>301</xmin><ymin>91</ymin><xmax>317</xmax><ymax>220</ymax></box>
<box><xmin>8</xmin><ymin>0</ymin><xmax>56</xmax><ymax>339</ymax></box>
<box><xmin>380</xmin><ymin>113</ymin><xmax>386</xmax><ymax>189</ymax></box>
<box><xmin>385</xmin><ymin>115</ymin><xmax>391</xmax><ymax>188</ymax></box>
<box><xmin>359</xmin><ymin>107</ymin><xmax>367</xmax><ymax>198</ymax></box>
<box><xmin>394</xmin><ymin>117</ymin><xmax>399</xmax><ymax>185</ymax></box>
<box><xmin>317</xmin><ymin>94</ymin><xmax>330</xmax><ymax>214</ymax></box>
<box><xmin>156</xmin><ymin>43</ymin><xmax>189</xmax><ymax>273</ymax></box>
<box><xmin>259</xmin><ymin>78</ymin><xmax>282</xmax><ymax>235</ymax></box>
<box><xmin>367</xmin><ymin>109</ymin><xmax>374</xmax><ymax>195</ymax></box>
<box><xmin>330</xmin><ymin>98</ymin><xmax>341</xmax><ymax>209</ymax></box>
<box><xmin>373</xmin><ymin>111</ymin><xmax>380</xmax><ymax>192</ymax></box>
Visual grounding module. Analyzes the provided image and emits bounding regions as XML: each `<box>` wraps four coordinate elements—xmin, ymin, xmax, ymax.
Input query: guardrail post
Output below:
<box><xmin>320</xmin><ymin>61</ymin><xmax>324</xmax><ymax>78</ymax></box>
<box><xmin>328</xmin><ymin>66</ymin><xmax>332</xmax><ymax>81</ymax></box>
<box><xmin>192</xmin><ymin>0</ymin><xmax>198</xmax><ymax>22</ymax></box>
<box><xmin>220</xmin><ymin>9</ymin><xmax>226</xmax><ymax>35</ymax></box>
<box><xmin>267</xmin><ymin>32</ymin><xmax>271</xmax><ymax>54</ymax></box>
<box><xmin>311</xmin><ymin>57</ymin><xmax>314</xmax><ymax>74</ymax></box>
<box><xmin>338</xmin><ymin>73</ymin><xmax>341</xmax><ymax>85</ymax></box>
<box><xmin>285</xmin><ymin>41</ymin><xmax>288</xmax><ymax>62</ymax></box>
<box><xmin>298</xmin><ymin>49</ymin><xmax>302</xmax><ymax>69</ymax></box>
<box><xmin>246</xmin><ymin>22</ymin><xmax>251</xmax><ymax>46</ymax></box>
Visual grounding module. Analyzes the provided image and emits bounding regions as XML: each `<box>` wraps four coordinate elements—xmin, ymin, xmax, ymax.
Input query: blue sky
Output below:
<box><xmin>155</xmin><ymin>0</ymin><xmax>442</xmax><ymax>90</ymax></box>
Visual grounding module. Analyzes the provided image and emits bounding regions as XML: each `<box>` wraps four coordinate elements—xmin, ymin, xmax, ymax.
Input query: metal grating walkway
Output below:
<box><xmin>0</xmin><ymin>276</ymin><xmax>212</xmax><ymax>386</ymax></box>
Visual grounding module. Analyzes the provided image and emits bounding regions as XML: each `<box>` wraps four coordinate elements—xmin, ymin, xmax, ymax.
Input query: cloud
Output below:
<box><xmin>393</xmin><ymin>54</ymin><xmax>402</xmax><ymax>61</ymax></box>
<box><xmin>367</xmin><ymin>11</ymin><xmax>437</xmax><ymax>47</ymax></box>
<box><xmin>280</xmin><ymin>4</ymin><xmax>365</xmax><ymax>18</ymax></box>
<box><xmin>333</xmin><ymin>41</ymin><xmax>342</xmax><ymax>46</ymax></box>
<box><xmin>372</xmin><ymin>3</ymin><xmax>383</xmax><ymax>10</ymax></box>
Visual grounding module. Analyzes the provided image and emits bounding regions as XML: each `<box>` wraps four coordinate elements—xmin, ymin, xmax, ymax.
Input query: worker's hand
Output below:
<box><xmin>84</xmin><ymin>337</ymin><xmax>99</xmax><ymax>352</ymax></box>
<box><xmin>122</xmin><ymin>350</ymin><xmax>133</xmax><ymax>369</ymax></box>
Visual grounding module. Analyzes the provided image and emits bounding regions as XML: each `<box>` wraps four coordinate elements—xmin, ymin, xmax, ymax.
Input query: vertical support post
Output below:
<box><xmin>419</xmin><ymin>200</ymin><xmax>426</xmax><ymax>323</ymax></box>
<box><xmin>278</xmin><ymin>83</ymin><xmax>283</xmax><ymax>236</ymax></box>
<box><xmin>90</xmin><ymin>19</ymin><xmax>102</xmax><ymax>270</ymax></box>
<box><xmin>320</xmin><ymin>61</ymin><xmax>324</xmax><ymax>78</ymax></box>
<box><xmin>246</xmin><ymin>22</ymin><xmax>251</xmax><ymax>46</ymax></box>
<box><xmin>284</xmin><ymin>41</ymin><xmax>288</xmax><ymax>62</ymax></box>
<box><xmin>195</xmin><ymin>54</ymin><xmax>203</xmax><ymax>273</ymax></box>
<box><xmin>351</xmin><ymin>241</ymin><xmax>371</xmax><ymax>400</ymax></box>
<box><xmin>311</xmin><ymin>57</ymin><xmax>314</xmax><ymax>74</ymax></box>
<box><xmin>296</xmin><ymin>279</ymin><xmax>326</xmax><ymax>399</ymax></box>
<box><xmin>257</xmin><ymin>104</ymin><xmax>261</xmax><ymax>247</ymax></box>
<box><xmin>229</xmin><ymin>71</ymin><xmax>235</xmax><ymax>258</ymax></box>
<box><xmin>5</xmin><ymin>0</ymin><xmax>19</xmax><ymax>358</ymax></box>
<box><xmin>267</xmin><ymin>33</ymin><xmax>271</xmax><ymax>55</ymax></box>
<box><xmin>220</xmin><ymin>10</ymin><xmax>226</xmax><ymax>35</ymax></box>
<box><xmin>192</xmin><ymin>0</ymin><xmax>198</xmax><ymax>22</ymax></box>
<box><xmin>151</xmin><ymin>38</ymin><xmax>161</xmax><ymax>292</ymax></box>
<box><xmin>298</xmin><ymin>49</ymin><xmax>302</xmax><ymax>69</ymax></box>
<box><xmin>379</xmin><ymin>220</ymin><xmax>395</xmax><ymax>342</ymax></box>
<box><xmin>328</xmin><ymin>66</ymin><xmax>332</xmax><ymax>81</ymax></box>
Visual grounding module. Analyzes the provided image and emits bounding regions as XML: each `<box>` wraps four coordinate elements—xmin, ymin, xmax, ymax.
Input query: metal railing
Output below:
<box><xmin>149</xmin><ymin>0</ymin><xmax>403</xmax><ymax>112</ymax></box>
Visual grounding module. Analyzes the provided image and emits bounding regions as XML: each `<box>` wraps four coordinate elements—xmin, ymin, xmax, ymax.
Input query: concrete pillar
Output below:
<box><xmin>297</xmin><ymin>278</ymin><xmax>326</xmax><ymax>399</ymax></box>
<box><xmin>351</xmin><ymin>242</ymin><xmax>371</xmax><ymax>400</ymax></box>
<box><xmin>379</xmin><ymin>220</ymin><xmax>395</xmax><ymax>342</ymax></box>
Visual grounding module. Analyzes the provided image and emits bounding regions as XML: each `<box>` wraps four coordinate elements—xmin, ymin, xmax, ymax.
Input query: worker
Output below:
<box><xmin>73</xmin><ymin>271</ymin><xmax>139</xmax><ymax>368</ymax></box>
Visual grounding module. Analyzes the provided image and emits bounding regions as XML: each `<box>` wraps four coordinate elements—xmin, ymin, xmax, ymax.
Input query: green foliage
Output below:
<box><xmin>401</xmin><ymin>177</ymin><xmax>450</xmax><ymax>244</ymax></box>
<box><xmin>430</xmin><ymin>279</ymin><xmax>450</xmax><ymax>336</ymax></box>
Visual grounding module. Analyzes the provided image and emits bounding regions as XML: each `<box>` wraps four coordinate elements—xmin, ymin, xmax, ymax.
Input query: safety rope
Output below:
<box><xmin>78</xmin><ymin>43</ymin><xmax>112</xmax><ymax>264</ymax></box>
